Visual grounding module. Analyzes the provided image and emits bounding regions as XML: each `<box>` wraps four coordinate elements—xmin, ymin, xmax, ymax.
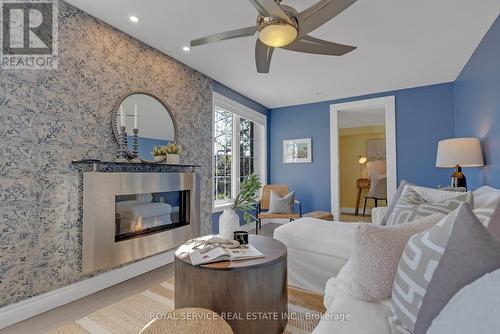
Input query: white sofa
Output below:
<box><xmin>274</xmin><ymin>211</ymin><xmax>392</xmax><ymax>333</ymax></box>
<box><xmin>313</xmin><ymin>262</ymin><xmax>392</xmax><ymax>334</ymax></box>
<box><xmin>275</xmin><ymin>186</ymin><xmax>500</xmax><ymax>334</ymax></box>
<box><xmin>273</xmin><ymin>208</ymin><xmax>387</xmax><ymax>293</ymax></box>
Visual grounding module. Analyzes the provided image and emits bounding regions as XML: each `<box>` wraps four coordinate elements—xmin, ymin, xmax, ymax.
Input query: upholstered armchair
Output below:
<box><xmin>363</xmin><ymin>176</ymin><xmax>388</xmax><ymax>216</ymax></box>
<box><xmin>256</xmin><ymin>184</ymin><xmax>302</xmax><ymax>234</ymax></box>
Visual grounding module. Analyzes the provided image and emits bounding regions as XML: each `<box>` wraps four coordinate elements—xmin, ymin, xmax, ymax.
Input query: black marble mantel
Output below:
<box><xmin>72</xmin><ymin>160</ymin><xmax>200</xmax><ymax>173</ymax></box>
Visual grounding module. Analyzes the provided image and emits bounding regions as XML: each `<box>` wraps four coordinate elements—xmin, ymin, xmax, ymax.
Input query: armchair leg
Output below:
<box><xmin>363</xmin><ymin>197</ymin><xmax>368</xmax><ymax>217</ymax></box>
<box><xmin>256</xmin><ymin>219</ymin><xmax>261</xmax><ymax>235</ymax></box>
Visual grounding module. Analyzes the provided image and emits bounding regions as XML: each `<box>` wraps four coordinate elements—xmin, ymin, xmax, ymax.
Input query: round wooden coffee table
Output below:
<box><xmin>175</xmin><ymin>235</ymin><xmax>288</xmax><ymax>334</ymax></box>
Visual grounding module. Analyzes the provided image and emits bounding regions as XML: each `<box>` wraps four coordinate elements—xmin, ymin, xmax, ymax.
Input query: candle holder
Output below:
<box><xmin>130</xmin><ymin>128</ymin><xmax>141</xmax><ymax>163</ymax></box>
<box><xmin>116</xmin><ymin>126</ymin><xmax>129</xmax><ymax>162</ymax></box>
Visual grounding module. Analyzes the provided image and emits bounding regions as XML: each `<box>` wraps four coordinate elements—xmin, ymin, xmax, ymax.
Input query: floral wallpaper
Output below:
<box><xmin>0</xmin><ymin>0</ymin><xmax>213</xmax><ymax>307</ymax></box>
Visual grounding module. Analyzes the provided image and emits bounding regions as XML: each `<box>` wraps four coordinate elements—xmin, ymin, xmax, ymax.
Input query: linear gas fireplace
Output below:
<box><xmin>82</xmin><ymin>172</ymin><xmax>200</xmax><ymax>273</ymax></box>
<box><xmin>115</xmin><ymin>190</ymin><xmax>190</xmax><ymax>242</ymax></box>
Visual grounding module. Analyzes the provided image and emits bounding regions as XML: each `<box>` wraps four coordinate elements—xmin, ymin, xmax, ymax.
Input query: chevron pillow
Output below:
<box><xmin>386</xmin><ymin>185</ymin><xmax>473</xmax><ymax>226</ymax></box>
<box><xmin>389</xmin><ymin>203</ymin><xmax>500</xmax><ymax>334</ymax></box>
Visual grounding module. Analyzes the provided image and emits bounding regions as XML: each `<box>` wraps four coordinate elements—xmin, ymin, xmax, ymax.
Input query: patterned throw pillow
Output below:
<box><xmin>386</xmin><ymin>185</ymin><xmax>473</xmax><ymax>226</ymax></box>
<box><xmin>390</xmin><ymin>203</ymin><xmax>500</xmax><ymax>334</ymax></box>
<box><xmin>267</xmin><ymin>190</ymin><xmax>295</xmax><ymax>214</ymax></box>
<box><xmin>382</xmin><ymin>180</ymin><xmax>413</xmax><ymax>225</ymax></box>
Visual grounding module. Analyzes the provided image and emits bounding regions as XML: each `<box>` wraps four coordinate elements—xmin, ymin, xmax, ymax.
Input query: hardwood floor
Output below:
<box><xmin>1</xmin><ymin>265</ymin><xmax>175</xmax><ymax>334</ymax></box>
<box><xmin>1</xmin><ymin>223</ymin><xmax>284</xmax><ymax>334</ymax></box>
<box><xmin>257</xmin><ymin>222</ymin><xmax>282</xmax><ymax>237</ymax></box>
<box><xmin>340</xmin><ymin>213</ymin><xmax>372</xmax><ymax>223</ymax></box>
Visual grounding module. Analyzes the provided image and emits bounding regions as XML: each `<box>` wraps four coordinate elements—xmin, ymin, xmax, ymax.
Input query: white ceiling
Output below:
<box><xmin>339</xmin><ymin>107</ymin><xmax>385</xmax><ymax>128</ymax></box>
<box><xmin>66</xmin><ymin>0</ymin><xmax>500</xmax><ymax>108</ymax></box>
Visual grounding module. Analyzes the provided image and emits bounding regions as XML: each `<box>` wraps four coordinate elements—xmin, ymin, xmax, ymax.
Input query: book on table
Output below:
<box><xmin>189</xmin><ymin>245</ymin><xmax>265</xmax><ymax>265</ymax></box>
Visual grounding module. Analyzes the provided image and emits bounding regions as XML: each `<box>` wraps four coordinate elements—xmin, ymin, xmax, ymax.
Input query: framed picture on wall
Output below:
<box><xmin>283</xmin><ymin>138</ymin><xmax>312</xmax><ymax>163</ymax></box>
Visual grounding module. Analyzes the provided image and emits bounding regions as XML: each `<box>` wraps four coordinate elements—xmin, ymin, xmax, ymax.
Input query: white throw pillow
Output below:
<box><xmin>409</xmin><ymin>185</ymin><xmax>473</xmax><ymax>203</ymax></box>
<box><xmin>471</xmin><ymin>186</ymin><xmax>500</xmax><ymax>226</ymax></box>
<box><xmin>473</xmin><ymin>185</ymin><xmax>500</xmax><ymax>209</ymax></box>
<box><xmin>427</xmin><ymin>268</ymin><xmax>500</xmax><ymax>334</ymax></box>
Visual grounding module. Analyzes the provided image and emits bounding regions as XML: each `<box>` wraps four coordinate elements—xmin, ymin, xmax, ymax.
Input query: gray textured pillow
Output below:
<box><xmin>390</xmin><ymin>203</ymin><xmax>500</xmax><ymax>334</ymax></box>
<box><xmin>382</xmin><ymin>180</ymin><xmax>413</xmax><ymax>225</ymax></box>
<box><xmin>350</xmin><ymin>213</ymin><xmax>444</xmax><ymax>302</ymax></box>
<box><xmin>267</xmin><ymin>190</ymin><xmax>295</xmax><ymax>214</ymax></box>
<box><xmin>386</xmin><ymin>186</ymin><xmax>473</xmax><ymax>226</ymax></box>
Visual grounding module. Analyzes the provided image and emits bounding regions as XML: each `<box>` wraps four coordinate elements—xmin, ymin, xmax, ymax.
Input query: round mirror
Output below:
<box><xmin>113</xmin><ymin>93</ymin><xmax>176</xmax><ymax>162</ymax></box>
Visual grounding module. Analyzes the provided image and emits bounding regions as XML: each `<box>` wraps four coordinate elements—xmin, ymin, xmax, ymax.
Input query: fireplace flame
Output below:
<box><xmin>131</xmin><ymin>217</ymin><xmax>144</xmax><ymax>233</ymax></box>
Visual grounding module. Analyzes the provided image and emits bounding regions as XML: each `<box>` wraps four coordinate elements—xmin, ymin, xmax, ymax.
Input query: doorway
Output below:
<box><xmin>329</xmin><ymin>97</ymin><xmax>397</xmax><ymax>221</ymax></box>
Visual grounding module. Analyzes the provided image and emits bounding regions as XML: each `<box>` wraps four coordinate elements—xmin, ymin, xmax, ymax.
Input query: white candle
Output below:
<box><xmin>120</xmin><ymin>105</ymin><xmax>125</xmax><ymax>127</ymax></box>
<box><xmin>134</xmin><ymin>104</ymin><xmax>138</xmax><ymax>129</ymax></box>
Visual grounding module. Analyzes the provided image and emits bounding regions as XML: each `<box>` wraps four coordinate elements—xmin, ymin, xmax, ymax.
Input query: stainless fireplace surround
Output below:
<box><xmin>82</xmin><ymin>172</ymin><xmax>200</xmax><ymax>273</ymax></box>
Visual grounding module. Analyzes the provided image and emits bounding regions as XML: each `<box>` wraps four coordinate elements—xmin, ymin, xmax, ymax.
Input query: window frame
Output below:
<box><xmin>212</xmin><ymin>92</ymin><xmax>267</xmax><ymax>213</ymax></box>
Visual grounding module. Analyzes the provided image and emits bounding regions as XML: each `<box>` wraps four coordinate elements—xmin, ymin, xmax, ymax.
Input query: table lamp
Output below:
<box><xmin>436</xmin><ymin>138</ymin><xmax>484</xmax><ymax>189</ymax></box>
<box><xmin>358</xmin><ymin>155</ymin><xmax>367</xmax><ymax>178</ymax></box>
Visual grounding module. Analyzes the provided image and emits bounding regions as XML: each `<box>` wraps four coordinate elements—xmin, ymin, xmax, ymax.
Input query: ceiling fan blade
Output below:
<box><xmin>255</xmin><ymin>39</ymin><xmax>274</xmax><ymax>73</ymax></box>
<box><xmin>283</xmin><ymin>35</ymin><xmax>356</xmax><ymax>56</ymax></box>
<box><xmin>298</xmin><ymin>0</ymin><xmax>357</xmax><ymax>36</ymax></box>
<box><xmin>190</xmin><ymin>26</ymin><xmax>258</xmax><ymax>47</ymax></box>
<box><xmin>248</xmin><ymin>0</ymin><xmax>293</xmax><ymax>24</ymax></box>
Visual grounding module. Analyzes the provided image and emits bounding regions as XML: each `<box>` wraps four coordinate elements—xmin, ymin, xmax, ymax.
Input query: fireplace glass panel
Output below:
<box><xmin>115</xmin><ymin>190</ymin><xmax>190</xmax><ymax>242</ymax></box>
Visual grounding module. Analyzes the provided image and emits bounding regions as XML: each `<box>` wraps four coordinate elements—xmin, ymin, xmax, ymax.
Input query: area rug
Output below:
<box><xmin>49</xmin><ymin>277</ymin><xmax>326</xmax><ymax>334</ymax></box>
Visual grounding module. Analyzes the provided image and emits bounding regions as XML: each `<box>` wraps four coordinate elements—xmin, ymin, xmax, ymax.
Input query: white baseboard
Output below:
<box><xmin>341</xmin><ymin>207</ymin><xmax>372</xmax><ymax>215</ymax></box>
<box><xmin>0</xmin><ymin>250</ymin><xmax>174</xmax><ymax>330</ymax></box>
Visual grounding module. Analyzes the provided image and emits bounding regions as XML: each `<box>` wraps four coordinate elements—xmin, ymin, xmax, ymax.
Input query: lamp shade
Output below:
<box><xmin>436</xmin><ymin>138</ymin><xmax>484</xmax><ymax>168</ymax></box>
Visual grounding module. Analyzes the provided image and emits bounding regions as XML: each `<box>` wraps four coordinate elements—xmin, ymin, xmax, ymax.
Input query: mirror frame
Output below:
<box><xmin>112</xmin><ymin>91</ymin><xmax>177</xmax><ymax>163</ymax></box>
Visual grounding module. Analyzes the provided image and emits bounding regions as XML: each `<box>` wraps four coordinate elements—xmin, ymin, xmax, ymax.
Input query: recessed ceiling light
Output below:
<box><xmin>182</xmin><ymin>46</ymin><xmax>191</xmax><ymax>52</ymax></box>
<box><xmin>129</xmin><ymin>16</ymin><xmax>139</xmax><ymax>23</ymax></box>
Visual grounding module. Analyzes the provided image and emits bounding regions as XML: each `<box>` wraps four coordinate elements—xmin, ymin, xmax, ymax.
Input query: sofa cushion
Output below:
<box><xmin>390</xmin><ymin>203</ymin><xmax>500</xmax><ymax>334</ymax></box>
<box><xmin>350</xmin><ymin>213</ymin><xmax>444</xmax><ymax>302</ymax></box>
<box><xmin>273</xmin><ymin>218</ymin><xmax>357</xmax><ymax>260</ymax></box>
<box><xmin>386</xmin><ymin>185</ymin><xmax>473</xmax><ymax>226</ymax></box>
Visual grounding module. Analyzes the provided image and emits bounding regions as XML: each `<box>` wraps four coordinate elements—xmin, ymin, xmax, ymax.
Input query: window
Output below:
<box><xmin>213</xmin><ymin>93</ymin><xmax>267</xmax><ymax>210</ymax></box>
<box><xmin>239</xmin><ymin>118</ymin><xmax>255</xmax><ymax>183</ymax></box>
<box><xmin>214</xmin><ymin>108</ymin><xmax>233</xmax><ymax>203</ymax></box>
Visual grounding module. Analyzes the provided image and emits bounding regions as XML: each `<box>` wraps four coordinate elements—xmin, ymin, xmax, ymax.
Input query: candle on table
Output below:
<box><xmin>120</xmin><ymin>105</ymin><xmax>125</xmax><ymax>127</ymax></box>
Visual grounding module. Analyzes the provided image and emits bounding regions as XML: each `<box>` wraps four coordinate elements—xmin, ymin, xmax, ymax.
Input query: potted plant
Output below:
<box><xmin>165</xmin><ymin>143</ymin><xmax>181</xmax><ymax>164</ymax></box>
<box><xmin>152</xmin><ymin>145</ymin><xmax>167</xmax><ymax>162</ymax></box>
<box><xmin>219</xmin><ymin>174</ymin><xmax>262</xmax><ymax>241</ymax></box>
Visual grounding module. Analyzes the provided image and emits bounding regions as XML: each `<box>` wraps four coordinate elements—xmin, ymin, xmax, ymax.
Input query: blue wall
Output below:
<box><xmin>454</xmin><ymin>15</ymin><xmax>500</xmax><ymax>189</ymax></box>
<box><xmin>268</xmin><ymin>83</ymin><xmax>456</xmax><ymax>213</ymax></box>
<box><xmin>211</xmin><ymin>81</ymin><xmax>269</xmax><ymax>233</ymax></box>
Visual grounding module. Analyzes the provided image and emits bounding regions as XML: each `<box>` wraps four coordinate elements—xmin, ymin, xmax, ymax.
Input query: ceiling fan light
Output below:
<box><xmin>259</xmin><ymin>23</ymin><xmax>297</xmax><ymax>48</ymax></box>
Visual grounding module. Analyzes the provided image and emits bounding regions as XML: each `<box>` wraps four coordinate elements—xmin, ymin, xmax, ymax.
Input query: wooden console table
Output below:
<box><xmin>355</xmin><ymin>178</ymin><xmax>371</xmax><ymax>216</ymax></box>
<box><xmin>174</xmin><ymin>235</ymin><xmax>288</xmax><ymax>334</ymax></box>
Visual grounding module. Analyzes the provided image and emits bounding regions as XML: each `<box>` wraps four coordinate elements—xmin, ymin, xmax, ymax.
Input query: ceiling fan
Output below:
<box><xmin>190</xmin><ymin>0</ymin><xmax>358</xmax><ymax>73</ymax></box>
